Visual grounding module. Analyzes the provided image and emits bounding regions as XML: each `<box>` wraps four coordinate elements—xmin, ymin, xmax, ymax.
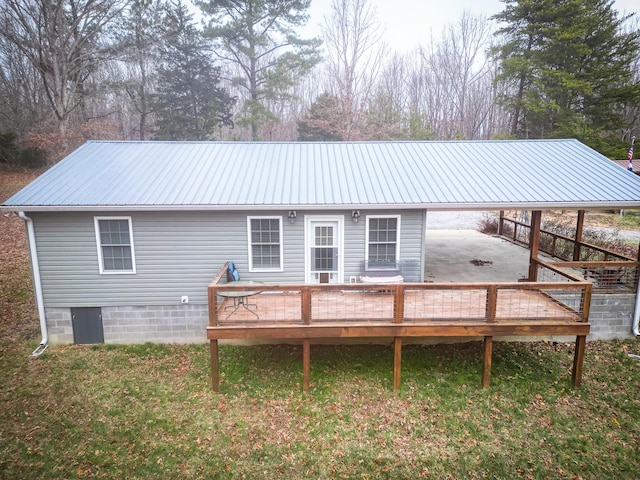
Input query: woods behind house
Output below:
<box><xmin>0</xmin><ymin>0</ymin><xmax>638</xmax><ymax>164</ymax></box>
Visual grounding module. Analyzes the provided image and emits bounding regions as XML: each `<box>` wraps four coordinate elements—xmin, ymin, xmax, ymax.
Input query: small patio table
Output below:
<box><xmin>218</xmin><ymin>281</ymin><xmax>263</xmax><ymax>320</ymax></box>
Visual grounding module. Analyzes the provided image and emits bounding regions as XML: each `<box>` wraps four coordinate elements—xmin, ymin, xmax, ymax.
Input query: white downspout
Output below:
<box><xmin>19</xmin><ymin>212</ymin><xmax>48</xmax><ymax>356</ymax></box>
<box><xmin>633</xmin><ymin>281</ymin><xmax>640</xmax><ymax>336</ymax></box>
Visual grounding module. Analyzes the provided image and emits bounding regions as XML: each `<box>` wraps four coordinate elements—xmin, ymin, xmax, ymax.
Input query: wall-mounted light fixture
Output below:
<box><xmin>288</xmin><ymin>210</ymin><xmax>297</xmax><ymax>223</ymax></box>
<box><xmin>352</xmin><ymin>210</ymin><xmax>361</xmax><ymax>223</ymax></box>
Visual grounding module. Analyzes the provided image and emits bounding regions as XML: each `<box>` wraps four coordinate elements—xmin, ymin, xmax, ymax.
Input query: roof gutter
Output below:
<box><xmin>18</xmin><ymin>212</ymin><xmax>48</xmax><ymax>356</ymax></box>
<box><xmin>4</xmin><ymin>202</ymin><xmax>640</xmax><ymax>213</ymax></box>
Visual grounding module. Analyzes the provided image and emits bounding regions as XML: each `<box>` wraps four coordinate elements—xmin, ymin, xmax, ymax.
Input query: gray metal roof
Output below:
<box><xmin>3</xmin><ymin>139</ymin><xmax>640</xmax><ymax>211</ymax></box>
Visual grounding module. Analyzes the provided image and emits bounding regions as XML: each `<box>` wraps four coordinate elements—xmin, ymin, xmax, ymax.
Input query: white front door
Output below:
<box><xmin>305</xmin><ymin>216</ymin><xmax>344</xmax><ymax>283</ymax></box>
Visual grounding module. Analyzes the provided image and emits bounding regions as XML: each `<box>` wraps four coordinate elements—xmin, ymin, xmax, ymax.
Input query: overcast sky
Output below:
<box><xmin>303</xmin><ymin>0</ymin><xmax>640</xmax><ymax>53</ymax></box>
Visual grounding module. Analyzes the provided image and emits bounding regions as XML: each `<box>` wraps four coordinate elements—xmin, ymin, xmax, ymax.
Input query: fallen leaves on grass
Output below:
<box><xmin>0</xmin><ymin>170</ymin><xmax>41</xmax><ymax>342</ymax></box>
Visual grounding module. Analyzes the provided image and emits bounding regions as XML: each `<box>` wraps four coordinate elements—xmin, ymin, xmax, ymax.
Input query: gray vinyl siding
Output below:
<box><xmin>343</xmin><ymin>210</ymin><xmax>424</xmax><ymax>282</ymax></box>
<box><xmin>29</xmin><ymin>209</ymin><xmax>426</xmax><ymax>308</ymax></box>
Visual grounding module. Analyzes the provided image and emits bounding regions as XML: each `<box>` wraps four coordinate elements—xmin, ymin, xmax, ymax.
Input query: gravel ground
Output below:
<box><xmin>426</xmin><ymin>210</ymin><xmax>640</xmax><ymax>243</ymax></box>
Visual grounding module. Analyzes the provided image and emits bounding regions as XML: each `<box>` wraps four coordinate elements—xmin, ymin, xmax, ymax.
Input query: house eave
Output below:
<box><xmin>3</xmin><ymin>201</ymin><xmax>640</xmax><ymax>213</ymax></box>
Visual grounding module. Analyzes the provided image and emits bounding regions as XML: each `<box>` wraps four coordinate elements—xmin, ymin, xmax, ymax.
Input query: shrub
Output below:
<box><xmin>478</xmin><ymin>213</ymin><xmax>499</xmax><ymax>234</ymax></box>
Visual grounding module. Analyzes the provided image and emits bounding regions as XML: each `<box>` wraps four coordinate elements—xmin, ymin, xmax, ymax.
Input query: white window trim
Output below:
<box><xmin>94</xmin><ymin>216</ymin><xmax>137</xmax><ymax>275</ymax></box>
<box><xmin>247</xmin><ymin>216</ymin><xmax>284</xmax><ymax>272</ymax></box>
<box><xmin>365</xmin><ymin>215</ymin><xmax>401</xmax><ymax>270</ymax></box>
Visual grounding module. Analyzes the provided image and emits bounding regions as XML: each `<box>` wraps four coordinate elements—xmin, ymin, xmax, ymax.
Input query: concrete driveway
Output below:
<box><xmin>425</xmin><ymin>229</ymin><xmax>531</xmax><ymax>283</ymax></box>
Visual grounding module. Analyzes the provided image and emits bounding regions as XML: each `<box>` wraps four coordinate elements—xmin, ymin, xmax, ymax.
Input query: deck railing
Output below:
<box><xmin>208</xmin><ymin>262</ymin><xmax>591</xmax><ymax>328</ymax></box>
<box><xmin>500</xmin><ymin>216</ymin><xmax>639</xmax><ymax>292</ymax></box>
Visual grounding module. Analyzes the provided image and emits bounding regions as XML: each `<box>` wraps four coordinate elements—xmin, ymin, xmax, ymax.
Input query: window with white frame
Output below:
<box><xmin>366</xmin><ymin>216</ymin><xmax>400</xmax><ymax>269</ymax></box>
<box><xmin>248</xmin><ymin>217</ymin><xmax>283</xmax><ymax>271</ymax></box>
<box><xmin>94</xmin><ymin>217</ymin><xmax>136</xmax><ymax>274</ymax></box>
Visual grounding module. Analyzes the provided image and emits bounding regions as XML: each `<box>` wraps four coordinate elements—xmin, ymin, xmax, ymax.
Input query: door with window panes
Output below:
<box><xmin>306</xmin><ymin>217</ymin><xmax>342</xmax><ymax>283</ymax></box>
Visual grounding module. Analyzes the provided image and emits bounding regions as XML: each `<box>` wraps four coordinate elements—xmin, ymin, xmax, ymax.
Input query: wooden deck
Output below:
<box><xmin>207</xmin><ymin>268</ymin><xmax>592</xmax><ymax>392</ymax></box>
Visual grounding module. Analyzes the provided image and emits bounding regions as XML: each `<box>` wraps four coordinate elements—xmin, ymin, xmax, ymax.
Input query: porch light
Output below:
<box><xmin>352</xmin><ymin>210</ymin><xmax>361</xmax><ymax>223</ymax></box>
<box><xmin>288</xmin><ymin>210</ymin><xmax>297</xmax><ymax>223</ymax></box>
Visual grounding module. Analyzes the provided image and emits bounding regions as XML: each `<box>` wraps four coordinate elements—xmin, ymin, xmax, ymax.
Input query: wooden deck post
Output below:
<box><xmin>393</xmin><ymin>284</ymin><xmax>404</xmax><ymax>392</ymax></box>
<box><xmin>571</xmin><ymin>335</ymin><xmax>586</xmax><ymax>387</ymax></box>
<box><xmin>208</xmin><ymin>286</ymin><xmax>218</xmax><ymax>326</ymax></box>
<box><xmin>393</xmin><ymin>337</ymin><xmax>402</xmax><ymax>392</ymax></box>
<box><xmin>303</xmin><ymin>339</ymin><xmax>310</xmax><ymax>392</ymax></box>
<box><xmin>528</xmin><ymin>210</ymin><xmax>542</xmax><ymax>281</ymax></box>
<box><xmin>573</xmin><ymin>210</ymin><xmax>585</xmax><ymax>261</ymax></box>
<box><xmin>210</xmin><ymin>340</ymin><xmax>219</xmax><ymax>392</ymax></box>
<box><xmin>302</xmin><ymin>287</ymin><xmax>311</xmax><ymax>392</ymax></box>
<box><xmin>482</xmin><ymin>285</ymin><xmax>497</xmax><ymax>389</ymax></box>
<box><xmin>498</xmin><ymin>210</ymin><xmax>504</xmax><ymax>236</ymax></box>
<box><xmin>482</xmin><ymin>336</ymin><xmax>493</xmax><ymax>388</ymax></box>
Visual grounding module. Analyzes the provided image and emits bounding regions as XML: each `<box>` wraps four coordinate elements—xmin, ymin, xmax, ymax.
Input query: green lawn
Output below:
<box><xmin>2</xmin><ymin>338</ymin><xmax>640</xmax><ymax>479</ymax></box>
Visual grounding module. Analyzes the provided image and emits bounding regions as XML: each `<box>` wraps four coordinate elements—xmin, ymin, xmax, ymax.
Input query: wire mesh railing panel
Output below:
<box><xmin>539</xmin><ymin>233</ymin><xmax>574</xmax><ymax>260</ymax></box>
<box><xmin>495</xmin><ymin>286</ymin><xmax>582</xmax><ymax>321</ymax></box>
<box><xmin>575</xmin><ymin>265</ymin><xmax>636</xmax><ymax>292</ymax></box>
<box><xmin>311</xmin><ymin>290</ymin><xmax>395</xmax><ymax>322</ymax></box>
<box><xmin>540</xmin><ymin>260</ymin><xmax>638</xmax><ymax>293</ymax></box>
<box><xmin>537</xmin><ymin>266</ymin><xmax>576</xmax><ymax>284</ymax></box>
<box><xmin>403</xmin><ymin>289</ymin><xmax>487</xmax><ymax>321</ymax></box>
<box><xmin>215</xmin><ymin>290</ymin><xmax>303</xmax><ymax>325</ymax></box>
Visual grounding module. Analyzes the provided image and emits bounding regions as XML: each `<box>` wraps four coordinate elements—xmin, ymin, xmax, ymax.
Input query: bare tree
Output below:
<box><xmin>321</xmin><ymin>0</ymin><xmax>386</xmax><ymax>140</ymax></box>
<box><xmin>0</xmin><ymin>0</ymin><xmax>128</xmax><ymax>136</ymax></box>
<box><xmin>418</xmin><ymin>12</ymin><xmax>497</xmax><ymax>139</ymax></box>
<box><xmin>0</xmin><ymin>36</ymin><xmax>49</xmax><ymax>134</ymax></box>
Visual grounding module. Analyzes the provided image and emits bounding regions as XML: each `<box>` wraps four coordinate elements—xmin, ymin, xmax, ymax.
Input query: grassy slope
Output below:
<box><xmin>1</xmin><ymin>171</ymin><xmax>640</xmax><ymax>479</ymax></box>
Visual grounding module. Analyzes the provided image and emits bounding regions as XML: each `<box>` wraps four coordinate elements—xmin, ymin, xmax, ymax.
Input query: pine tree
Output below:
<box><xmin>297</xmin><ymin>93</ymin><xmax>344</xmax><ymax>141</ymax></box>
<box><xmin>114</xmin><ymin>0</ymin><xmax>168</xmax><ymax>140</ymax></box>
<box><xmin>492</xmin><ymin>0</ymin><xmax>640</xmax><ymax>155</ymax></box>
<box><xmin>153</xmin><ymin>2</ymin><xmax>234</xmax><ymax>141</ymax></box>
<box><xmin>198</xmin><ymin>0</ymin><xmax>321</xmax><ymax>140</ymax></box>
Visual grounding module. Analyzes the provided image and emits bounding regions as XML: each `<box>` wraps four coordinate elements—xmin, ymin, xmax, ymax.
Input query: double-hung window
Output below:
<box><xmin>94</xmin><ymin>217</ymin><xmax>136</xmax><ymax>274</ymax></box>
<box><xmin>366</xmin><ymin>215</ymin><xmax>400</xmax><ymax>269</ymax></box>
<box><xmin>248</xmin><ymin>216</ymin><xmax>283</xmax><ymax>271</ymax></box>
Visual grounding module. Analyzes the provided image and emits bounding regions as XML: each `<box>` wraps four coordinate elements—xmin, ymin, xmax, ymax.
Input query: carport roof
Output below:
<box><xmin>3</xmin><ymin>139</ymin><xmax>640</xmax><ymax>211</ymax></box>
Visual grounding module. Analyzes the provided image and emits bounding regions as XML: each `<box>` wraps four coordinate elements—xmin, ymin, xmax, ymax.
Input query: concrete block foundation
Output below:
<box><xmin>44</xmin><ymin>292</ymin><xmax>636</xmax><ymax>345</ymax></box>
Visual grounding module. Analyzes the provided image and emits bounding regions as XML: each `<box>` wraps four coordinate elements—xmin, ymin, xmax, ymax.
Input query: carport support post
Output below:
<box><xmin>210</xmin><ymin>340</ymin><xmax>219</xmax><ymax>392</ymax></box>
<box><xmin>573</xmin><ymin>210</ymin><xmax>585</xmax><ymax>261</ymax></box>
<box><xmin>528</xmin><ymin>210</ymin><xmax>542</xmax><ymax>281</ymax></box>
